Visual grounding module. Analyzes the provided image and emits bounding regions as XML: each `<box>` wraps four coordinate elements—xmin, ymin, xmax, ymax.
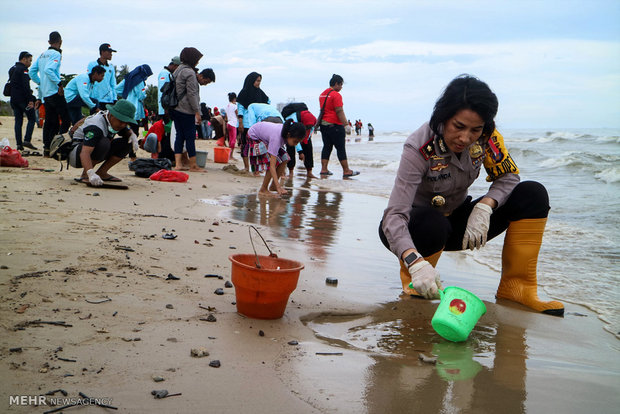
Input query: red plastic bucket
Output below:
<box><xmin>229</xmin><ymin>254</ymin><xmax>304</xmax><ymax>319</ymax></box>
<box><xmin>213</xmin><ymin>147</ymin><xmax>230</xmax><ymax>163</ymax></box>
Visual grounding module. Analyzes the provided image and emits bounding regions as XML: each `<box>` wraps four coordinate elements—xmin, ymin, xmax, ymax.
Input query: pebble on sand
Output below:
<box><xmin>190</xmin><ymin>347</ymin><xmax>209</xmax><ymax>358</ymax></box>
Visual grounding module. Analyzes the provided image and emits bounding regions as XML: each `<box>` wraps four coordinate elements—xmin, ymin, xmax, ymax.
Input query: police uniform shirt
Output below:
<box><xmin>382</xmin><ymin>122</ymin><xmax>520</xmax><ymax>258</ymax></box>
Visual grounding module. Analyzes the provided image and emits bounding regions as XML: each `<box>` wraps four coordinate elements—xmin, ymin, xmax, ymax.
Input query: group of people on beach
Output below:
<box><xmin>6</xmin><ymin>31</ymin><xmax>364</xmax><ymax>194</ymax></box>
<box><xmin>7</xmin><ymin>31</ymin><xmax>563</xmax><ymax>316</ymax></box>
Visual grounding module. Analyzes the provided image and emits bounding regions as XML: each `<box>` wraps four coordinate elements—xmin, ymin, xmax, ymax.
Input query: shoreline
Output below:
<box><xmin>1</xmin><ymin>117</ymin><xmax>619</xmax><ymax>413</ymax></box>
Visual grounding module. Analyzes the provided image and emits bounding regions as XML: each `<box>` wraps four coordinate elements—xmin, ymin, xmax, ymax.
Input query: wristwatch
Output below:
<box><xmin>403</xmin><ymin>251</ymin><xmax>423</xmax><ymax>266</ymax></box>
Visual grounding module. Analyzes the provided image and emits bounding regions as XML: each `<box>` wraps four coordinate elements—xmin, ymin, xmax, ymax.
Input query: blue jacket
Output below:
<box><xmin>246</xmin><ymin>103</ymin><xmax>281</xmax><ymax>127</ymax></box>
<box><xmin>64</xmin><ymin>73</ymin><xmax>98</xmax><ymax>109</ymax></box>
<box><xmin>87</xmin><ymin>59</ymin><xmax>117</xmax><ymax>103</ymax></box>
<box><xmin>157</xmin><ymin>68</ymin><xmax>172</xmax><ymax>115</ymax></box>
<box><xmin>29</xmin><ymin>47</ymin><xmax>62</xmax><ymax>100</ymax></box>
<box><xmin>116</xmin><ymin>79</ymin><xmax>146</xmax><ymax>121</ymax></box>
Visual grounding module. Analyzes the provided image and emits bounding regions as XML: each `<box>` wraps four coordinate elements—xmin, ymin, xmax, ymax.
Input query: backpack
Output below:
<box><xmin>160</xmin><ymin>73</ymin><xmax>185</xmax><ymax>110</ymax></box>
<box><xmin>49</xmin><ymin>134</ymin><xmax>75</xmax><ymax>163</ymax></box>
<box><xmin>281</xmin><ymin>102</ymin><xmax>308</xmax><ymax>120</ymax></box>
<box><xmin>4</xmin><ymin>65</ymin><xmax>15</xmax><ymax>97</ymax></box>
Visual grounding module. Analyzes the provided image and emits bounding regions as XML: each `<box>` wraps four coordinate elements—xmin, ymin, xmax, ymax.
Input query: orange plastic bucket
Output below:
<box><xmin>213</xmin><ymin>147</ymin><xmax>230</xmax><ymax>163</ymax></box>
<box><xmin>229</xmin><ymin>254</ymin><xmax>303</xmax><ymax>319</ymax></box>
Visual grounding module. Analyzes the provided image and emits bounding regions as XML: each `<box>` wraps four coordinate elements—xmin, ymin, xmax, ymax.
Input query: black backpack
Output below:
<box><xmin>281</xmin><ymin>102</ymin><xmax>308</xmax><ymax>120</ymax></box>
<box><xmin>49</xmin><ymin>134</ymin><xmax>74</xmax><ymax>161</ymax></box>
<box><xmin>3</xmin><ymin>65</ymin><xmax>14</xmax><ymax>97</ymax></box>
<box><xmin>160</xmin><ymin>73</ymin><xmax>185</xmax><ymax>110</ymax></box>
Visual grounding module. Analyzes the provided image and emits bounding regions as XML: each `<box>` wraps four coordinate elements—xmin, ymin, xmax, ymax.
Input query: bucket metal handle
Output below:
<box><xmin>249</xmin><ymin>226</ymin><xmax>277</xmax><ymax>268</ymax></box>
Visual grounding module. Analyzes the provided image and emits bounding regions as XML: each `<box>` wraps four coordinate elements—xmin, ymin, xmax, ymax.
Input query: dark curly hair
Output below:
<box><xmin>429</xmin><ymin>74</ymin><xmax>498</xmax><ymax>137</ymax></box>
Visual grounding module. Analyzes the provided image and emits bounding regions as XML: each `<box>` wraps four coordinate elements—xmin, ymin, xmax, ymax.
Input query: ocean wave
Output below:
<box><xmin>520</xmin><ymin>131</ymin><xmax>611</xmax><ymax>144</ymax></box>
<box><xmin>544</xmin><ymin>131</ymin><xmax>594</xmax><ymax>140</ymax></box>
<box><xmin>507</xmin><ymin>147</ymin><xmax>543</xmax><ymax>159</ymax></box>
<box><xmin>539</xmin><ymin>151</ymin><xmax>620</xmax><ymax>170</ymax></box>
<box><xmin>594</xmin><ymin>166</ymin><xmax>620</xmax><ymax>183</ymax></box>
<box><xmin>595</xmin><ymin>135</ymin><xmax>620</xmax><ymax>144</ymax></box>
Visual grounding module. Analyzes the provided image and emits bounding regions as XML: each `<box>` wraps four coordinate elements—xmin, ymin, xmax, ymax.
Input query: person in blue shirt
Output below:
<box><xmin>29</xmin><ymin>31</ymin><xmax>71</xmax><ymax>156</ymax></box>
<box><xmin>65</xmin><ymin>66</ymin><xmax>106</xmax><ymax>125</ymax></box>
<box><xmin>87</xmin><ymin>43</ymin><xmax>118</xmax><ymax>110</ymax></box>
<box><xmin>246</xmin><ymin>103</ymin><xmax>283</xmax><ymax>126</ymax></box>
<box><xmin>157</xmin><ymin>56</ymin><xmax>180</xmax><ymax>119</ymax></box>
<box><xmin>115</xmin><ymin>65</ymin><xmax>152</xmax><ymax>160</ymax></box>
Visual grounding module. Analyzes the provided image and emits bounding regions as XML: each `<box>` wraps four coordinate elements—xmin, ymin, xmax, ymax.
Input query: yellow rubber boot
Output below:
<box><xmin>425</xmin><ymin>250</ymin><xmax>443</xmax><ymax>268</ymax></box>
<box><xmin>399</xmin><ymin>250</ymin><xmax>443</xmax><ymax>296</ymax></box>
<box><xmin>496</xmin><ymin>218</ymin><xmax>564</xmax><ymax>316</ymax></box>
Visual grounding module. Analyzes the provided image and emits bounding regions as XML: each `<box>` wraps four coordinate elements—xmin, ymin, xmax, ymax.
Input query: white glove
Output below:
<box><xmin>129</xmin><ymin>133</ymin><xmax>139</xmax><ymax>153</ymax></box>
<box><xmin>86</xmin><ymin>169</ymin><xmax>104</xmax><ymax>187</ymax></box>
<box><xmin>345</xmin><ymin>125</ymin><xmax>352</xmax><ymax>135</ymax></box>
<box><xmin>462</xmin><ymin>202</ymin><xmax>493</xmax><ymax>250</ymax></box>
<box><xmin>408</xmin><ymin>260</ymin><xmax>442</xmax><ymax>299</ymax></box>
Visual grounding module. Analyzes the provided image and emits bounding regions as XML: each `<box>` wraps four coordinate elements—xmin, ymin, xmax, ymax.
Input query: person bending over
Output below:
<box><xmin>69</xmin><ymin>100</ymin><xmax>139</xmax><ymax>186</ymax></box>
<box><xmin>247</xmin><ymin>119</ymin><xmax>306</xmax><ymax>196</ymax></box>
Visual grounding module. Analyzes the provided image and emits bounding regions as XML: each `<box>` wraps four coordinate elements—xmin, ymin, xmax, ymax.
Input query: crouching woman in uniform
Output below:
<box><xmin>379</xmin><ymin>74</ymin><xmax>564</xmax><ymax>316</ymax></box>
<box><xmin>69</xmin><ymin>99</ymin><xmax>139</xmax><ymax>186</ymax></box>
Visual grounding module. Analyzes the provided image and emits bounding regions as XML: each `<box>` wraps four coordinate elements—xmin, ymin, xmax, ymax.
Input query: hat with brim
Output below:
<box><xmin>106</xmin><ymin>100</ymin><xmax>137</xmax><ymax>124</ymax></box>
<box><xmin>99</xmin><ymin>43</ymin><xmax>117</xmax><ymax>53</ymax></box>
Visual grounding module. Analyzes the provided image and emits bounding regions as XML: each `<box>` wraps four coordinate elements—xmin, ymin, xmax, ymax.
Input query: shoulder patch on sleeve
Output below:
<box><xmin>419</xmin><ymin>138</ymin><xmax>435</xmax><ymax>160</ymax></box>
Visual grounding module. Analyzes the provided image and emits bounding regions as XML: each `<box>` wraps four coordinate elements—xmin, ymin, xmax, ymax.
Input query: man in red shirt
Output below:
<box><xmin>318</xmin><ymin>74</ymin><xmax>359</xmax><ymax>178</ymax></box>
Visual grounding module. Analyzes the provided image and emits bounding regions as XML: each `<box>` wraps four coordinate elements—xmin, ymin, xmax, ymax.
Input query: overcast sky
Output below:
<box><xmin>1</xmin><ymin>0</ymin><xmax>619</xmax><ymax>131</ymax></box>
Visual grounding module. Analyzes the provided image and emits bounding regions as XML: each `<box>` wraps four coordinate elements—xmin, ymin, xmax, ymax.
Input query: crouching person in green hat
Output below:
<box><xmin>69</xmin><ymin>99</ymin><xmax>139</xmax><ymax>186</ymax></box>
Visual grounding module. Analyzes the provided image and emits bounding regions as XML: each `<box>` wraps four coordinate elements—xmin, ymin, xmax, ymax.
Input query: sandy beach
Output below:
<box><xmin>1</xmin><ymin>116</ymin><xmax>619</xmax><ymax>413</ymax></box>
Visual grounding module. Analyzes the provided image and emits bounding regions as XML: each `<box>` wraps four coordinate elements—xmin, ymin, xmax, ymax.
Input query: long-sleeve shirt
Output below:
<box><xmin>87</xmin><ymin>59</ymin><xmax>117</xmax><ymax>103</ymax></box>
<box><xmin>8</xmin><ymin>62</ymin><xmax>35</xmax><ymax>105</ymax></box>
<box><xmin>247</xmin><ymin>122</ymin><xmax>286</xmax><ymax>156</ymax></box>
<box><xmin>173</xmin><ymin>64</ymin><xmax>200</xmax><ymax>115</ymax></box>
<box><xmin>381</xmin><ymin>122</ymin><xmax>520</xmax><ymax>259</ymax></box>
<box><xmin>237</xmin><ymin>98</ymin><xmax>271</xmax><ymax>128</ymax></box>
<box><xmin>115</xmin><ymin>79</ymin><xmax>146</xmax><ymax>121</ymax></box>
<box><xmin>246</xmin><ymin>103</ymin><xmax>283</xmax><ymax>126</ymax></box>
<box><xmin>157</xmin><ymin>68</ymin><xmax>172</xmax><ymax>115</ymax></box>
<box><xmin>64</xmin><ymin>73</ymin><xmax>98</xmax><ymax>109</ymax></box>
<box><xmin>29</xmin><ymin>47</ymin><xmax>62</xmax><ymax>100</ymax></box>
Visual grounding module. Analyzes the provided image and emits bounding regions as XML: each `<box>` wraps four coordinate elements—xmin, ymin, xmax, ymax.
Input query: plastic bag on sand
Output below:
<box><xmin>129</xmin><ymin>158</ymin><xmax>172</xmax><ymax>178</ymax></box>
<box><xmin>0</xmin><ymin>146</ymin><xmax>29</xmax><ymax>167</ymax></box>
<box><xmin>149</xmin><ymin>169</ymin><xmax>188</xmax><ymax>182</ymax></box>
<box><xmin>0</xmin><ymin>138</ymin><xmax>10</xmax><ymax>150</ymax></box>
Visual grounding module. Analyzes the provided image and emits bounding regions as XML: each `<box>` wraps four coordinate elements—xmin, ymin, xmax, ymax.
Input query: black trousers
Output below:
<box><xmin>379</xmin><ymin>181</ymin><xmax>550</xmax><ymax>257</ymax></box>
<box><xmin>74</xmin><ymin>138</ymin><xmax>132</xmax><ymax>168</ymax></box>
<box><xmin>286</xmin><ymin>138</ymin><xmax>313</xmax><ymax>170</ymax></box>
<box><xmin>320</xmin><ymin>124</ymin><xmax>347</xmax><ymax>161</ymax></box>
<box><xmin>43</xmin><ymin>93</ymin><xmax>70</xmax><ymax>150</ymax></box>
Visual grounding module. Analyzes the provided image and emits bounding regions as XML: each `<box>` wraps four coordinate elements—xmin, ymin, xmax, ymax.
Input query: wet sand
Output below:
<box><xmin>0</xmin><ymin>116</ymin><xmax>618</xmax><ymax>413</ymax></box>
